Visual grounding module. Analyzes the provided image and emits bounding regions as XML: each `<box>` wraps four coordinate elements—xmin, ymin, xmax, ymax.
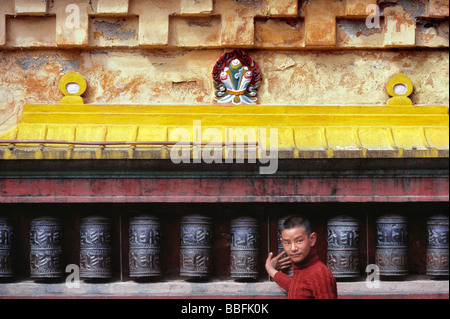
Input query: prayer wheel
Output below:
<box><xmin>30</xmin><ymin>216</ymin><xmax>63</xmax><ymax>279</ymax></box>
<box><xmin>326</xmin><ymin>215</ymin><xmax>360</xmax><ymax>278</ymax></box>
<box><xmin>180</xmin><ymin>215</ymin><xmax>213</xmax><ymax>278</ymax></box>
<box><xmin>0</xmin><ymin>217</ymin><xmax>13</xmax><ymax>278</ymax></box>
<box><xmin>80</xmin><ymin>216</ymin><xmax>112</xmax><ymax>279</ymax></box>
<box><xmin>376</xmin><ymin>214</ymin><xmax>408</xmax><ymax>277</ymax></box>
<box><xmin>426</xmin><ymin>215</ymin><xmax>449</xmax><ymax>276</ymax></box>
<box><xmin>277</xmin><ymin>216</ymin><xmax>292</xmax><ymax>276</ymax></box>
<box><xmin>230</xmin><ymin>216</ymin><xmax>260</xmax><ymax>279</ymax></box>
<box><xmin>129</xmin><ymin>215</ymin><xmax>161</xmax><ymax>278</ymax></box>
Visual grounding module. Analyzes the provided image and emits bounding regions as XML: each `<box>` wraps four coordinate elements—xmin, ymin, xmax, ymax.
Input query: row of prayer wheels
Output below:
<box><xmin>0</xmin><ymin>214</ymin><xmax>448</xmax><ymax>280</ymax></box>
<box><xmin>324</xmin><ymin>214</ymin><xmax>448</xmax><ymax>278</ymax></box>
<box><xmin>179</xmin><ymin>215</ymin><xmax>260</xmax><ymax>278</ymax></box>
<box><xmin>0</xmin><ymin>215</ymin><xmax>261</xmax><ymax>280</ymax></box>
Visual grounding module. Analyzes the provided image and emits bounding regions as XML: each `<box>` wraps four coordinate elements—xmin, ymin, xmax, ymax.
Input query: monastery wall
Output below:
<box><xmin>0</xmin><ymin>0</ymin><xmax>448</xmax><ymax>133</ymax></box>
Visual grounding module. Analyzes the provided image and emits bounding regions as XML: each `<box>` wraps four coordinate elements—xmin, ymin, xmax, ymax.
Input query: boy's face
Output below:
<box><xmin>280</xmin><ymin>226</ymin><xmax>317</xmax><ymax>264</ymax></box>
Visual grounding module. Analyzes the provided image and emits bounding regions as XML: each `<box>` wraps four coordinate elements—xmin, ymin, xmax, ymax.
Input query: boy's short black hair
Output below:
<box><xmin>283</xmin><ymin>215</ymin><xmax>312</xmax><ymax>235</ymax></box>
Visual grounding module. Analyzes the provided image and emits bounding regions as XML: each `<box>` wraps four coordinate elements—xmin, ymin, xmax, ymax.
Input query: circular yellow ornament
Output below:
<box><xmin>59</xmin><ymin>72</ymin><xmax>87</xmax><ymax>97</ymax></box>
<box><xmin>386</xmin><ymin>73</ymin><xmax>413</xmax><ymax>97</ymax></box>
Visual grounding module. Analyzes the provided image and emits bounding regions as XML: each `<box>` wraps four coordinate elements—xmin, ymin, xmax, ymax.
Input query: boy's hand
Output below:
<box><xmin>265</xmin><ymin>251</ymin><xmax>291</xmax><ymax>278</ymax></box>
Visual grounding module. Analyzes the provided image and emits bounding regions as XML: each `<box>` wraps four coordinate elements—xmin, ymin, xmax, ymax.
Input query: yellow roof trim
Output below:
<box><xmin>0</xmin><ymin>103</ymin><xmax>448</xmax><ymax>160</ymax></box>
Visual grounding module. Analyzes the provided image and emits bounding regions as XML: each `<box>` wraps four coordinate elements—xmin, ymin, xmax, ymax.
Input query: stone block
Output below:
<box><xmin>428</xmin><ymin>0</ymin><xmax>449</xmax><ymax>17</ymax></box>
<box><xmin>304</xmin><ymin>14</ymin><xmax>336</xmax><ymax>46</ymax></box>
<box><xmin>180</xmin><ymin>0</ymin><xmax>213</xmax><ymax>15</ymax></box>
<box><xmin>0</xmin><ymin>0</ymin><xmax>14</xmax><ymax>46</ymax></box>
<box><xmin>336</xmin><ymin>18</ymin><xmax>384</xmax><ymax>48</ymax></box>
<box><xmin>215</xmin><ymin>0</ymin><xmax>265</xmax><ymax>46</ymax></box>
<box><xmin>415</xmin><ymin>19</ymin><xmax>449</xmax><ymax>47</ymax></box>
<box><xmin>0</xmin><ymin>10</ymin><xmax>5</xmax><ymax>46</ymax></box>
<box><xmin>255</xmin><ymin>18</ymin><xmax>304</xmax><ymax>48</ymax></box>
<box><xmin>130</xmin><ymin>0</ymin><xmax>180</xmax><ymax>46</ymax></box>
<box><xmin>384</xmin><ymin>6</ymin><xmax>416</xmax><ymax>46</ymax></box>
<box><xmin>89</xmin><ymin>17</ymin><xmax>138</xmax><ymax>47</ymax></box>
<box><xmin>55</xmin><ymin>0</ymin><xmax>92</xmax><ymax>46</ymax></box>
<box><xmin>303</xmin><ymin>0</ymin><xmax>344</xmax><ymax>46</ymax></box>
<box><xmin>220</xmin><ymin>15</ymin><xmax>255</xmax><ymax>46</ymax></box>
<box><xmin>14</xmin><ymin>0</ymin><xmax>47</xmax><ymax>14</ymax></box>
<box><xmin>97</xmin><ymin>0</ymin><xmax>129</xmax><ymax>14</ymax></box>
<box><xmin>267</xmin><ymin>0</ymin><xmax>298</xmax><ymax>17</ymax></box>
<box><xmin>345</xmin><ymin>0</ymin><xmax>377</xmax><ymax>16</ymax></box>
<box><xmin>6</xmin><ymin>16</ymin><xmax>56</xmax><ymax>47</ymax></box>
<box><xmin>169</xmin><ymin>16</ymin><xmax>220</xmax><ymax>47</ymax></box>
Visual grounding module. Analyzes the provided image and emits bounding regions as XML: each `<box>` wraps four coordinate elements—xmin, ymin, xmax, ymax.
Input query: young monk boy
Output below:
<box><xmin>265</xmin><ymin>215</ymin><xmax>337</xmax><ymax>299</ymax></box>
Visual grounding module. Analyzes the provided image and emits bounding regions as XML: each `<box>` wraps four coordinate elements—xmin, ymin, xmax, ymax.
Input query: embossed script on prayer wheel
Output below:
<box><xmin>277</xmin><ymin>216</ymin><xmax>292</xmax><ymax>276</ymax></box>
<box><xmin>327</xmin><ymin>215</ymin><xmax>360</xmax><ymax>278</ymax></box>
<box><xmin>80</xmin><ymin>216</ymin><xmax>112</xmax><ymax>279</ymax></box>
<box><xmin>376</xmin><ymin>215</ymin><xmax>408</xmax><ymax>277</ymax></box>
<box><xmin>30</xmin><ymin>216</ymin><xmax>63</xmax><ymax>279</ymax></box>
<box><xmin>427</xmin><ymin>215</ymin><xmax>449</xmax><ymax>276</ymax></box>
<box><xmin>230</xmin><ymin>217</ymin><xmax>260</xmax><ymax>279</ymax></box>
<box><xmin>0</xmin><ymin>217</ymin><xmax>13</xmax><ymax>278</ymax></box>
<box><xmin>129</xmin><ymin>215</ymin><xmax>161</xmax><ymax>278</ymax></box>
<box><xmin>180</xmin><ymin>215</ymin><xmax>213</xmax><ymax>278</ymax></box>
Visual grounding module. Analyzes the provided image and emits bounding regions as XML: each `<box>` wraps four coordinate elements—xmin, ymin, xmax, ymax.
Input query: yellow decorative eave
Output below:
<box><xmin>0</xmin><ymin>71</ymin><xmax>448</xmax><ymax>161</ymax></box>
<box><xmin>0</xmin><ymin>103</ymin><xmax>448</xmax><ymax>160</ymax></box>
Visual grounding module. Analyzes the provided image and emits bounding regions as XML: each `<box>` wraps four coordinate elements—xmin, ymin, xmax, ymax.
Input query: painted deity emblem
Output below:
<box><xmin>212</xmin><ymin>50</ymin><xmax>261</xmax><ymax>105</ymax></box>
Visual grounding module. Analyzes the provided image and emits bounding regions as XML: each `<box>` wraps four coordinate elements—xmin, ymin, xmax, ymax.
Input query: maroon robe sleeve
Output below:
<box><xmin>273</xmin><ymin>271</ymin><xmax>292</xmax><ymax>292</ymax></box>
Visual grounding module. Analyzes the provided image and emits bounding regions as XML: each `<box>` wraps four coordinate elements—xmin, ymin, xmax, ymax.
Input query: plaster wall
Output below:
<box><xmin>0</xmin><ymin>0</ymin><xmax>449</xmax><ymax>133</ymax></box>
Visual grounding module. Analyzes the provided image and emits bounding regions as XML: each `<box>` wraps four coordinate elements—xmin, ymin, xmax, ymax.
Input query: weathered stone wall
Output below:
<box><xmin>0</xmin><ymin>0</ymin><xmax>449</xmax><ymax>133</ymax></box>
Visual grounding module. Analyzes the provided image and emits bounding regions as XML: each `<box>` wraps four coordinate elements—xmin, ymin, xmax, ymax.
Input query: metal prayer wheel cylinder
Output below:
<box><xmin>0</xmin><ymin>218</ymin><xmax>13</xmax><ymax>278</ymax></box>
<box><xmin>326</xmin><ymin>215</ymin><xmax>360</xmax><ymax>278</ymax></box>
<box><xmin>29</xmin><ymin>216</ymin><xmax>63</xmax><ymax>279</ymax></box>
<box><xmin>426</xmin><ymin>215</ymin><xmax>449</xmax><ymax>276</ymax></box>
<box><xmin>277</xmin><ymin>216</ymin><xmax>292</xmax><ymax>276</ymax></box>
<box><xmin>180</xmin><ymin>215</ymin><xmax>213</xmax><ymax>278</ymax></box>
<box><xmin>376</xmin><ymin>214</ymin><xmax>408</xmax><ymax>277</ymax></box>
<box><xmin>230</xmin><ymin>216</ymin><xmax>260</xmax><ymax>279</ymax></box>
<box><xmin>129</xmin><ymin>215</ymin><xmax>161</xmax><ymax>277</ymax></box>
<box><xmin>80</xmin><ymin>216</ymin><xmax>112</xmax><ymax>279</ymax></box>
